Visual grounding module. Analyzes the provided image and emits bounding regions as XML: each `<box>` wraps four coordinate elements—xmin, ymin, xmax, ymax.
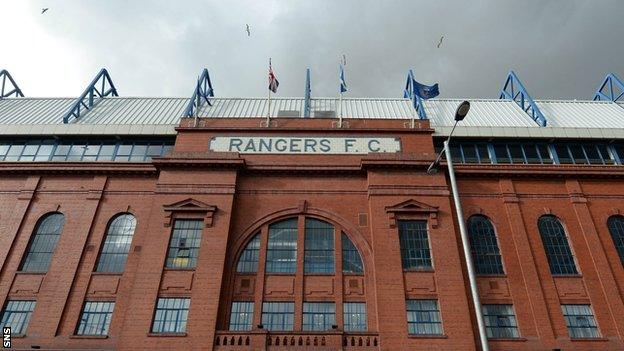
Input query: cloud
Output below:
<box><xmin>1</xmin><ymin>0</ymin><xmax>622</xmax><ymax>99</ymax></box>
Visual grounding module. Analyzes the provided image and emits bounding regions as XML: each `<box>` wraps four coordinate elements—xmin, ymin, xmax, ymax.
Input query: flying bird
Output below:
<box><xmin>41</xmin><ymin>8</ymin><xmax>49</xmax><ymax>14</ymax></box>
<box><xmin>245</xmin><ymin>24</ymin><xmax>251</xmax><ymax>36</ymax></box>
<box><xmin>437</xmin><ymin>35</ymin><xmax>444</xmax><ymax>48</ymax></box>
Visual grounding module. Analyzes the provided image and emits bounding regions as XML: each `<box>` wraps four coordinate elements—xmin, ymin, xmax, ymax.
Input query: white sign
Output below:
<box><xmin>210</xmin><ymin>136</ymin><xmax>401</xmax><ymax>154</ymax></box>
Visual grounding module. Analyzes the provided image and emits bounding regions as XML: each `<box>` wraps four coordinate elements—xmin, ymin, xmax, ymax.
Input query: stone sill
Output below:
<box><xmin>147</xmin><ymin>332</ymin><xmax>187</xmax><ymax>337</ymax></box>
<box><xmin>69</xmin><ymin>335</ymin><xmax>108</xmax><ymax>339</ymax></box>
<box><xmin>488</xmin><ymin>337</ymin><xmax>527</xmax><ymax>342</ymax></box>
<box><xmin>407</xmin><ymin>334</ymin><xmax>447</xmax><ymax>339</ymax></box>
<box><xmin>570</xmin><ymin>337</ymin><xmax>609</xmax><ymax>341</ymax></box>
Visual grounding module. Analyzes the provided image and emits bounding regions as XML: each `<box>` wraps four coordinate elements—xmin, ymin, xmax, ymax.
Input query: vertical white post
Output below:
<box><xmin>444</xmin><ymin>139</ymin><xmax>489</xmax><ymax>351</ymax></box>
<box><xmin>266</xmin><ymin>89</ymin><xmax>272</xmax><ymax>127</ymax></box>
<box><xmin>338</xmin><ymin>92</ymin><xmax>343</xmax><ymax>128</ymax></box>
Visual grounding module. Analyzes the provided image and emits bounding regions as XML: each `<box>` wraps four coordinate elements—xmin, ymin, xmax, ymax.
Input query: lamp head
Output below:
<box><xmin>454</xmin><ymin>100</ymin><xmax>470</xmax><ymax>121</ymax></box>
<box><xmin>427</xmin><ymin>161</ymin><xmax>440</xmax><ymax>174</ymax></box>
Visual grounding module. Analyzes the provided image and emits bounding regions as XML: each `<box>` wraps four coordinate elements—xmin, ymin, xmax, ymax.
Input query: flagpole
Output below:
<box><xmin>339</xmin><ymin>91</ymin><xmax>343</xmax><ymax>128</ymax></box>
<box><xmin>267</xmin><ymin>88</ymin><xmax>271</xmax><ymax>127</ymax></box>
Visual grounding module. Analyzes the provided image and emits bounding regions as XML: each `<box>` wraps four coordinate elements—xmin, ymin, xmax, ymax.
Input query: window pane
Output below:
<box><xmin>0</xmin><ymin>300</ymin><xmax>36</xmax><ymax>335</ymax></box>
<box><xmin>538</xmin><ymin>144</ymin><xmax>553</xmax><ymax>164</ymax></box>
<box><xmin>130</xmin><ymin>144</ymin><xmax>148</xmax><ymax>161</ymax></box>
<box><xmin>229</xmin><ymin>302</ymin><xmax>254</xmax><ymax>331</ymax></box>
<box><xmin>522</xmin><ymin>144</ymin><xmax>540</xmax><ymax>164</ymax></box>
<box><xmin>538</xmin><ymin>216</ymin><xmax>578</xmax><ymax>275</ymax></box>
<box><xmin>304</xmin><ymin>218</ymin><xmax>334</xmax><ymax>274</ymax></box>
<box><xmin>399</xmin><ymin>221</ymin><xmax>431</xmax><ymax>270</ymax></box>
<box><xmin>20</xmin><ymin>213</ymin><xmax>65</xmax><ymax>272</ymax></box>
<box><xmin>476</xmin><ymin>144</ymin><xmax>490</xmax><ymax>164</ymax></box>
<box><xmin>166</xmin><ymin>220</ymin><xmax>203</xmax><ymax>269</ymax></box>
<box><xmin>302</xmin><ymin>302</ymin><xmax>335</xmax><ymax>331</ymax></box>
<box><xmin>406</xmin><ymin>300</ymin><xmax>443</xmax><ymax>335</ymax></box>
<box><xmin>508</xmin><ymin>144</ymin><xmax>525</xmax><ymax>164</ymax></box>
<box><xmin>561</xmin><ymin>305</ymin><xmax>600</xmax><ymax>338</ymax></box>
<box><xmin>237</xmin><ymin>234</ymin><xmax>260</xmax><ymax>273</ymax></box>
<box><xmin>555</xmin><ymin>144</ymin><xmax>573</xmax><ymax>164</ymax></box>
<box><xmin>343</xmin><ymin>302</ymin><xmax>367</xmax><ymax>332</ymax></box>
<box><xmin>76</xmin><ymin>301</ymin><xmax>115</xmax><ymax>336</ymax></box>
<box><xmin>583</xmin><ymin>145</ymin><xmax>603</xmax><ymax>165</ymax></box>
<box><xmin>266</xmin><ymin>219</ymin><xmax>298</xmax><ymax>273</ymax></box>
<box><xmin>450</xmin><ymin>144</ymin><xmax>462</xmax><ymax>163</ymax></box>
<box><xmin>67</xmin><ymin>144</ymin><xmax>85</xmax><ymax>161</ymax></box>
<box><xmin>96</xmin><ymin>214</ymin><xmax>137</xmax><ymax>273</ymax></box>
<box><xmin>597</xmin><ymin>145</ymin><xmax>614</xmax><ymax>165</ymax></box>
<box><xmin>482</xmin><ymin>305</ymin><xmax>519</xmax><ymax>339</ymax></box>
<box><xmin>493</xmin><ymin>144</ymin><xmax>510</xmax><ymax>164</ymax></box>
<box><xmin>262</xmin><ymin>302</ymin><xmax>294</xmax><ymax>331</ymax></box>
<box><xmin>151</xmin><ymin>298</ymin><xmax>190</xmax><ymax>333</ymax></box>
<box><xmin>98</xmin><ymin>144</ymin><xmax>116</xmax><ymax>161</ymax></box>
<box><xmin>468</xmin><ymin>216</ymin><xmax>504</xmax><ymax>275</ymax></box>
<box><xmin>461</xmin><ymin>144</ymin><xmax>478</xmax><ymax>163</ymax></box>
<box><xmin>342</xmin><ymin>233</ymin><xmax>363</xmax><ymax>274</ymax></box>
<box><xmin>607</xmin><ymin>216</ymin><xmax>624</xmax><ymax>266</ymax></box>
<box><xmin>568</xmin><ymin>144</ymin><xmax>587</xmax><ymax>164</ymax></box>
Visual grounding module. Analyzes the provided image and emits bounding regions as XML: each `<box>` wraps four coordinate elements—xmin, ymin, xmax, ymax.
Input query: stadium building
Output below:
<box><xmin>0</xmin><ymin>68</ymin><xmax>624</xmax><ymax>350</ymax></box>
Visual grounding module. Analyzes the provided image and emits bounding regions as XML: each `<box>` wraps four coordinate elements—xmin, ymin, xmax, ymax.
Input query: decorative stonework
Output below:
<box><xmin>385</xmin><ymin>199</ymin><xmax>439</xmax><ymax>228</ymax></box>
<box><xmin>163</xmin><ymin>198</ymin><xmax>217</xmax><ymax>227</ymax></box>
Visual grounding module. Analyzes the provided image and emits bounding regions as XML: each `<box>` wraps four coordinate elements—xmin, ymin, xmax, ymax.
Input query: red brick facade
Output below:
<box><xmin>1</xmin><ymin>117</ymin><xmax>623</xmax><ymax>350</ymax></box>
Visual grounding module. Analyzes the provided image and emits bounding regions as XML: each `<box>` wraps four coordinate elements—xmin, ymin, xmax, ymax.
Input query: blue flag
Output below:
<box><xmin>404</xmin><ymin>74</ymin><xmax>439</xmax><ymax>100</ymax></box>
<box><xmin>339</xmin><ymin>65</ymin><xmax>347</xmax><ymax>93</ymax></box>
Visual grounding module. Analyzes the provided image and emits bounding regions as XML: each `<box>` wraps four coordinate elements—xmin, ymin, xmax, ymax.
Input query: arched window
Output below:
<box><xmin>342</xmin><ymin>233</ymin><xmax>363</xmax><ymax>274</ymax></box>
<box><xmin>20</xmin><ymin>213</ymin><xmax>65</xmax><ymax>272</ymax></box>
<box><xmin>95</xmin><ymin>214</ymin><xmax>137</xmax><ymax>273</ymax></box>
<box><xmin>607</xmin><ymin>216</ymin><xmax>624</xmax><ymax>266</ymax></box>
<box><xmin>538</xmin><ymin>216</ymin><xmax>578</xmax><ymax>275</ymax></box>
<box><xmin>467</xmin><ymin>215</ymin><xmax>504</xmax><ymax>275</ymax></box>
<box><xmin>237</xmin><ymin>234</ymin><xmax>260</xmax><ymax>273</ymax></box>
<box><xmin>266</xmin><ymin>218</ymin><xmax>298</xmax><ymax>273</ymax></box>
<box><xmin>304</xmin><ymin>218</ymin><xmax>335</xmax><ymax>273</ymax></box>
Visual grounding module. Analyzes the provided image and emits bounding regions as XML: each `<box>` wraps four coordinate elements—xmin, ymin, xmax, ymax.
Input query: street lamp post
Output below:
<box><xmin>427</xmin><ymin>101</ymin><xmax>489</xmax><ymax>351</ymax></box>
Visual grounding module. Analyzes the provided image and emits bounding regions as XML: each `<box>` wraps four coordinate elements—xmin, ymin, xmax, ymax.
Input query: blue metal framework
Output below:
<box><xmin>184</xmin><ymin>68</ymin><xmax>214</xmax><ymax>117</ymax></box>
<box><xmin>63</xmin><ymin>69</ymin><xmax>118</xmax><ymax>124</ymax></box>
<box><xmin>304</xmin><ymin>68</ymin><xmax>311</xmax><ymax>118</ymax></box>
<box><xmin>499</xmin><ymin>71</ymin><xmax>547</xmax><ymax>127</ymax></box>
<box><xmin>0</xmin><ymin>70</ymin><xmax>24</xmax><ymax>98</ymax></box>
<box><xmin>403</xmin><ymin>70</ymin><xmax>427</xmax><ymax>119</ymax></box>
<box><xmin>593</xmin><ymin>73</ymin><xmax>624</xmax><ymax>102</ymax></box>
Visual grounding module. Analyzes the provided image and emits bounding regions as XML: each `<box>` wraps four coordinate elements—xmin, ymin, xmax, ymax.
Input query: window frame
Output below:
<box><xmin>606</xmin><ymin>215</ymin><xmax>624</xmax><ymax>266</ymax></box>
<box><xmin>150</xmin><ymin>297</ymin><xmax>190</xmax><ymax>334</ymax></box>
<box><xmin>406</xmin><ymin>299</ymin><xmax>443</xmax><ymax>336</ymax></box>
<box><xmin>75</xmin><ymin>301</ymin><xmax>115</xmax><ymax>336</ymax></box>
<box><xmin>398</xmin><ymin>220</ymin><xmax>433</xmax><ymax>271</ymax></box>
<box><xmin>537</xmin><ymin>215</ymin><xmax>579</xmax><ymax>276</ymax></box>
<box><xmin>229</xmin><ymin>301</ymin><xmax>254</xmax><ymax>331</ymax></box>
<box><xmin>343</xmin><ymin>302</ymin><xmax>367</xmax><ymax>332</ymax></box>
<box><xmin>94</xmin><ymin>213</ymin><xmax>137</xmax><ymax>273</ymax></box>
<box><xmin>561</xmin><ymin>304</ymin><xmax>601</xmax><ymax>339</ymax></box>
<box><xmin>467</xmin><ymin>215</ymin><xmax>505</xmax><ymax>275</ymax></box>
<box><xmin>0</xmin><ymin>300</ymin><xmax>36</xmax><ymax>335</ymax></box>
<box><xmin>482</xmin><ymin>304</ymin><xmax>520</xmax><ymax>339</ymax></box>
<box><xmin>19</xmin><ymin>212</ymin><xmax>65</xmax><ymax>273</ymax></box>
<box><xmin>261</xmin><ymin>302</ymin><xmax>294</xmax><ymax>331</ymax></box>
<box><xmin>165</xmin><ymin>219</ymin><xmax>204</xmax><ymax>270</ymax></box>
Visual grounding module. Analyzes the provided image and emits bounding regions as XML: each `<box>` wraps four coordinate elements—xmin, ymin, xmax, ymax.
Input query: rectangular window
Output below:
<box><xmin>597</xmin><ymin>145</ymin><xmax>614</xmax><ymax>165</ymax></box>
<box><xmin>229</xmin><ymin>302</ymin><xmax>254</xmax><ymax>331</ymax></box>
<box><xmin>522</xmin><ymin>144</ymin><xmax>541</xmax><ymax>164</ymax></box>
<box><xmin>303</xmin><ymin>302</ymin><xmax>335</xmax><ymax>331</ymax></box>
<box><xmin>461</xmin><ymin>144</ymin><xmax>478</xmax><ymax>163</ymax></box>
<box><xmin>5</xmin><ymin>144</ymin><xmax>24</xmax><ymax>161</ymax></box>
<box><xmin>343</xmin><ymin>302</ymin><xmax>367</xmax><ymax>332</ymax></box>
<box><xmin>130</xmin><ymin>143</ymin><xmax>148</xmax><ymax>162</ymax></box>
<box><xmin>166</xmin><ymin>220</ymin><xmax>203</xmax><ymax>269</ymax></box>
<box><xmin>508</xmin><ymin>144</ymin><xmax>525</xmax><ymax>164</ymax></box>
<box><xmin>304</xmin><ymin>219</ymin><xmax>335</xmax><ymax>274</ymax></box>
<box><xmin>482</xmin><ymin>304</ymin><xmax>519</xmax><ymax>339</ymax></box>
<box><xmin>266</xmin><ymin>219</ymin><xmax>298</xmax><ymax>274</ymax></box>
<box><xmin>115</xmin><ymin>144</ymin><xmax>133</xmax><ymax>162</ymax></box>
<box><xmin>76</xmin><ymin>301</ymin><xmax>115</xmax><ymax>336</ymax></box>
<box><xmin>0</xmin><ymin>300</ymin><xmax>36</xmax><ymax>335</ymax></box>
<box><xmin>555</xmin><ymin>144</ymin><xmax>573</xmax><ymax>164</ymax></box>
<box><xmin>568</xmin><ymin>144</ymin><xmax>588</xmax><ymax>164</ymax></box>
<box><xmin>406</xmin><ymin>299</ymin><xmax>443</xmax><ymax>335</ymax></box>
<box><xmin>151</xmin><ymin>298</ymin><xmax>190</xmax><ymax>334</ymax></box>
<box><xmin>476</xmin><ymin>144</ymin><xmax>490</xmax><ymax>164</ymax></box>
<box><xmin>537</xmin><ymin>144</ymin><xmax>553</xmax><ymax>164</ymax></box>
<box><xmin>399</xmin><ymin>221</ymin><xmax>432</xmax><ymax>270</ymax></box>
<box><xmin>561</xmin><ymin>304</ymin><xmax>600</xmax><ymax>339</ymax></box>
<box><xmin>262</xmin><ymin>302</ymin><xmax>294</xmax><ymax>331</ymax></box>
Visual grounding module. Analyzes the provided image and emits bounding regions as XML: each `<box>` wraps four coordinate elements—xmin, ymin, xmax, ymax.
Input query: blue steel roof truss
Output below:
<box><xmin>593</xmin><ymin>73</ymin><xmax>624</xmax><ymax>102</ymax></box>
<box><xmin>499</xmin><ymin>71</ymin><xmax>547</xmax><ymax>127</ymax></box>
<box><xmin>0</xmin><ymin>70</ymin><xmax>24</xmax><ymax>98</ymax></box>
<box><xmin>184</xmin><ymin>68</ymin><xmax>214</xmax><ymax>117</ymax></box>
<box><xmin>403</xmin><ymin>70</ymin><xmax>427</xmax><ymax>119</ymax></box>
<box><xmin>62</xmin><ymin>68</ymin><xmax>118</xmax><ymax>124</ymax></box>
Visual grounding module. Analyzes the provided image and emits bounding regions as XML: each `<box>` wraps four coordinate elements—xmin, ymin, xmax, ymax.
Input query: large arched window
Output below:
<box><xmin>95</xmin><ymin>214</ymin><xmax>137</xmax><ymax>273</ymax></box>
<box><xmin>607</xmin><ymin>216</ymin><xmax>624</xmax><ymax>266</ymax></box>
<box><xmin>467</xmin><ymin>215</ymin><xmax>504</xmax><ymax>275</ymax></box>
<box><xmin>538</xmin><ymin>215</ymin><xmax>578</xmax><ymax>275</ymax></box>
<box><xmin>20</xmin><ymin>213</ymin><xmax>65</xmax><ymax>272</ymax></box>
<box><xmin>304</xmin><ymin>218</ymin><xmax>335</xmax><ymax>273</ymax></box>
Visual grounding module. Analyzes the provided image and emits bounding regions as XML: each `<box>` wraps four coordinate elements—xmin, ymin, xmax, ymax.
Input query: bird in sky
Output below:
<box><xmin>245</xmin><ymin>24</ymin><xmax>251</xmax><ymax>36</ymax></box>
<box><xmin>41</xmin><ymin>8</ymin><xmax>49</xmax><ymax>14</ymax></box>
<box><xmin>437</xmin><ymin>35</ymin><xmax>444</xmax><ymax>48</ymax></box>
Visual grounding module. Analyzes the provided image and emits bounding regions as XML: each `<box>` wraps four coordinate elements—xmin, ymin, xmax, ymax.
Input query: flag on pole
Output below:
<box><xmin>339</xmin><ymin>65</ymin><xmax>347</xmax><ymax>93</ymax></box>
<box><xmin>404</xmin><ymin>75</ymin><xmax>439</xmax><ymax>100</ymax></box>
<box><xmin>268</xmin><ymin>61</ymin><xmax>279</xmax><ymax>93</ymax></box>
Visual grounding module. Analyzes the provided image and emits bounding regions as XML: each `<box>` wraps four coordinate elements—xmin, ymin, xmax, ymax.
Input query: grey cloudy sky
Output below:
<box><xmin>1</xmin><ymin>0</ymin><xmax>623</xmax><ymax>100</ymax></box>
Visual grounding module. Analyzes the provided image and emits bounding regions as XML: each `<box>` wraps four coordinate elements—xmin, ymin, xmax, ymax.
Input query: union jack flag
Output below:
<box><xmin>268</xmin><ymin>61</ymin><xmax>279</xmax><ymax>93</ymax></box>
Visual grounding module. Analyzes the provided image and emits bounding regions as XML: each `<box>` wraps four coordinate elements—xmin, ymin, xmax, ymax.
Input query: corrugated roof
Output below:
<box><xmin>2</xmin><ymin>96</ymin><xmax>624</xmax><ymax>139</ymax></box>
<box><xmin>536</xmin><ymin>100</ymin><xmax>624</xmax><ymax>129</ymax></box>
